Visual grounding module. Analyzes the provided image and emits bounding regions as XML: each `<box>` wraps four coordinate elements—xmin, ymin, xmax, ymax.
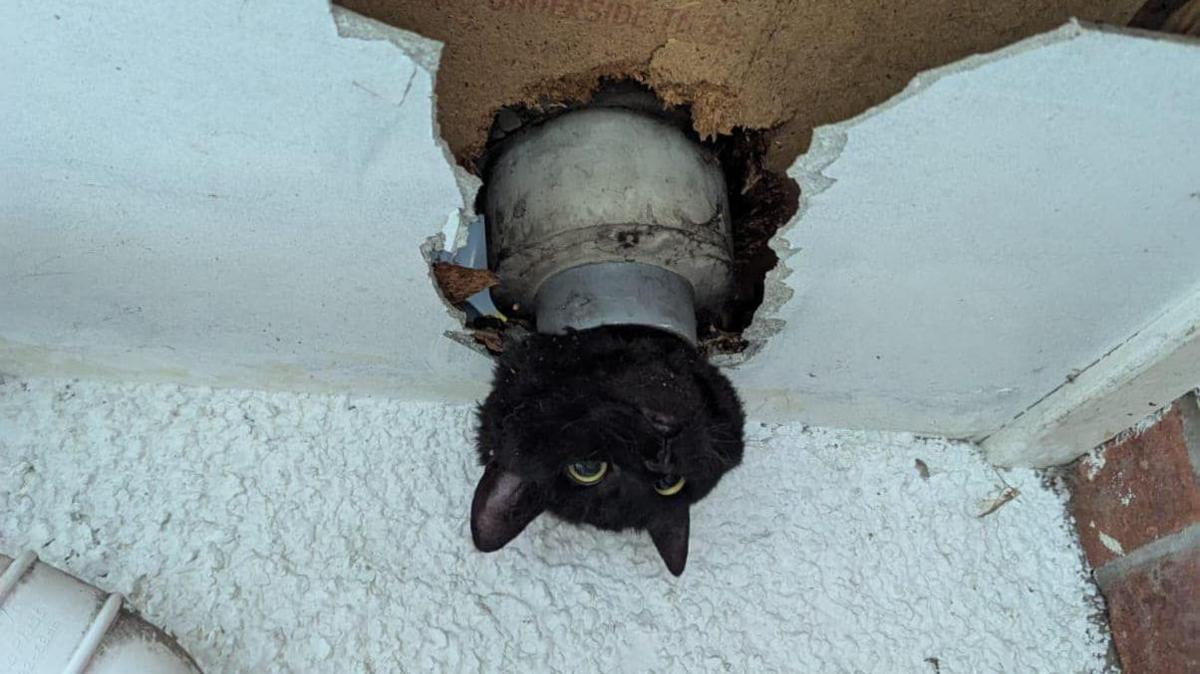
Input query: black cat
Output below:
<box><xmin>471</xmin><ymin>326</ymin><xmax>745</xmax><ymax>575</ymax></box>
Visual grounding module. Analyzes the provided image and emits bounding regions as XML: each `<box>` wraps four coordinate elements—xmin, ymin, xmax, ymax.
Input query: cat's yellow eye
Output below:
<box><xmin>566</xmin><ymin>461</ymin><xmax>608</xmax><ymax>485</ymax></box>
<box><xmin>654</xmin><ymin>475</ymin><xmax>686</xmax><ymax>496</ymax></box>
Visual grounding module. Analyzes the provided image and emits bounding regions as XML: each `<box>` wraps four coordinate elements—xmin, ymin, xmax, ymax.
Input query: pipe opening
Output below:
<box><xmin>437</xmin><ymin>79</ymin><xmax>798</xmax><ymax>359</ymax></box>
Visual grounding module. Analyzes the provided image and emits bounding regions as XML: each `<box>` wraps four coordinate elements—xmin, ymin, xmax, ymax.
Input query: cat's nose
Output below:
<box><xmin>644</xmin><ymin>411</ymin><xmax>682</xmax><ymax>437</ymax></box>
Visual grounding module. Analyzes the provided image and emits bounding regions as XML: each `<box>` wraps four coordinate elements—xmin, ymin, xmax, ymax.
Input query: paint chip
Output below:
<box><xmin>1097</xmin><ymin>531</ymin><xmax>1125</xmax><ymax>556</ymax></box>
<box><xmin>1081</xmin><ymin>448</ymin><xmax>1107</xmax><ymax>481</ymax></box>
<box><xmin>915</xmin><ymin>459</ymin><xmax>930</xmax><ymax>479</ymax></box>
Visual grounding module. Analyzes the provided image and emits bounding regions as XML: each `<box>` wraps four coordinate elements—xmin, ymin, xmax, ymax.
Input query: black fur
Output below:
<box><xmin>471</xmin><ymin>325</ymin><xmax>745</xmax><ymax>575</ymax></box>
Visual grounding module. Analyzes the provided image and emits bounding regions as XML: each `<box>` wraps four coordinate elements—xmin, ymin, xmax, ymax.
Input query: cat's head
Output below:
<box><xmin>471</xmin><ymin>326</ymin><xmax>745</xmax><ymax>575</ymax></box>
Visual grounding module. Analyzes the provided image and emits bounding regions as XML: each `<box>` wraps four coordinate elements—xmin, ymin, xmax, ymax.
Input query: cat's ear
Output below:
<box><xmin>471</xmin><ymin>463</ymin><xmax>545</xmax><ymax>552</ymax></box>
<box><xmin>646</xmin><ymin>506</ymin><xmax>690</xmax><ymax>576</ymax></box>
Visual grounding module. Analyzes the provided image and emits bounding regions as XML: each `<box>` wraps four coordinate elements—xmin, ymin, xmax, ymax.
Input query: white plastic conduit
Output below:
<box><xmin>0</xmin><ymin>550</ymin><xmax>203</xmax><ymax>674</ymax></box>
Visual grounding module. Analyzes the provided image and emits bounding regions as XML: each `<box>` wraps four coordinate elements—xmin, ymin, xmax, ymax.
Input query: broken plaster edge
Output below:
<box><xmin>730</xmin><ymin>20</ymin><xmax>1105</xmax><ymax>368</ymax></box>
<box><xmin>331</xmin><ymin>4</ymin><xmax>482</xmax><ymax>225</ymax></box>
<box><xmin>734</xmin><ymin>20</ymin><xmax>1200</xmax><ymax>453</ymax></box>
<box><xmin>331</xmin><ymin>4</ymin><xmax>440</xmax><ymax>74</ymax></box>
<box><xmin>982</xmin><ymin>280</ymin><xmax>1200</xmax><ymax>468</ymax></box>
<box><xmin>333</xmin><ymin>4</ymin><xmax>485</xmax><ymax>348</ymax></box>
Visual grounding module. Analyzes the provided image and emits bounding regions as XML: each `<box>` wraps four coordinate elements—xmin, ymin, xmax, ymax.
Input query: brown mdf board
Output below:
<box><xmin>337</xmin><ymin>0</ymin><xmax>1144</xmax><ymax>173</ymax></box>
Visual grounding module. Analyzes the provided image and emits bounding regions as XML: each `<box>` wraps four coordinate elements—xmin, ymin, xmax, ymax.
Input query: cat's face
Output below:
<box><xmin>471</xmin><ymin>326</ymin><xmax>744</xmax><ymax>575</ymax></box>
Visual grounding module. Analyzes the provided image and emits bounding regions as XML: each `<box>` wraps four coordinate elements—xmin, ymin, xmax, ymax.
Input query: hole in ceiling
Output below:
<box><xmin>433</xmin><ymin>79</ymin><xmax>798</xmax><ymax>358</ymax></box>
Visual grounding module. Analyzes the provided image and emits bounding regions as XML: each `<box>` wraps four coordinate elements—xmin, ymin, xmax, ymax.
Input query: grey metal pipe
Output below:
<box><xmin>536</xmin><ymin>262</ymin><xmax>698</xmax><ymax>344</ymax></box>
<box><xmin>485</xmin><ymin>105</ymin><xmax>733</xmax><ymax>340</ymax></box>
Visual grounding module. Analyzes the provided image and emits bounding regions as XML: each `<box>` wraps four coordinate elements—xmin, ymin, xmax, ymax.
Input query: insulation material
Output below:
<box><xmin>338</xmin><ymin>0</ymin><xmax>1143</xmax><ymax>171</ymax></box>
<box><xmin>1</xmin><ymin>378</ymin><xmax>1110</xmax><ymax>672</ymax></box>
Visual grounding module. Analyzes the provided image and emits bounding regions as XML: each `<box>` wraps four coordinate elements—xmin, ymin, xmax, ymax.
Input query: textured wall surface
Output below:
<box><xmin>0</xmin><ymin>378</ymin><xmax>1108</xmax><ymax>672</ymax></box>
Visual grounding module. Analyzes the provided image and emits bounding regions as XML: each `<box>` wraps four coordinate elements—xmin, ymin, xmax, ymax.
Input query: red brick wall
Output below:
<box><xmin>1068</xmin><ymin>393</ymin><xmax>1200</xmax><ymax>674</ymax></box>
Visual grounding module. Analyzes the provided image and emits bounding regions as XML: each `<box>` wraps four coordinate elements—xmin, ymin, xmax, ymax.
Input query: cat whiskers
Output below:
<box><xmin>558</xmin><ymin>416</ymin><xmax>589</xmax><ymax>434</ymax></box>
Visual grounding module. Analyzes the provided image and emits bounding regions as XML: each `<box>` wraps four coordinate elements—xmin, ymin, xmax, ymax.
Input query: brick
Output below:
<box><xmin>1103</xmin><ymin>544</ymin><xmax>1200</xmax><ymax>674</ymax></box>
<box><xmin>1070</xmin><ymin>400</ymin><xmax>1200</xmax><ymax>568</ymax></box>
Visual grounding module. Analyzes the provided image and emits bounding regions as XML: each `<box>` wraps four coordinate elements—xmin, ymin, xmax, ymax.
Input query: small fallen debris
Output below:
<box><xmin>472</xmin><ymin>330</ymin><xmax>505</xmax><ymax>355</ymax></box>
<box><xmin>914</xmin><ymin>458</ymin><xmax>930</xmax><ymax>480</ymax></box>
<box><xmin>976</xmin><ymin>486</ymin><xmax>1020</xmax><ymax>518</ymax></box>
<box><xmin>433</xmin><ymin>262</ymin><xmax>498</xmax><ymax>305</ymax></box>
<box><xmin>698</xmin><ymin>329</ymin><xmax>749</xmax><ymax>356</ymax></box>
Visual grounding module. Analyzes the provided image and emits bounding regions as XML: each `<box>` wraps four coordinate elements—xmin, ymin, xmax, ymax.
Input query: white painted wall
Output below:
<box><xmin>2</xmin><ymin>3</ymin><xmax>1199</xmax><ymax>466</ymax></box>
<box><xmin>734</xmin><ymin>24</ymin><xmax>1200</xmax><ymax>451</ymax></box>
<box><xmin>985</xmin><ymin>286</ymin><xmax>1200</xmax><ymax>465</ymax></box>
<box><xmin>0</xmin><ymin>378</ymin><xmax>1110</xmax><ymax>672</ymax></box>
<box><xmin>0</xmin><ymin>0</ymin><xmax>490</xmax><ymax>400</ymax></box>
